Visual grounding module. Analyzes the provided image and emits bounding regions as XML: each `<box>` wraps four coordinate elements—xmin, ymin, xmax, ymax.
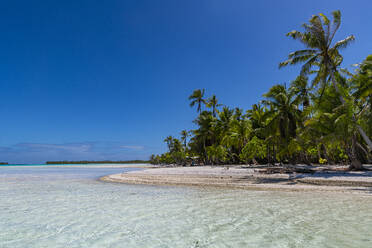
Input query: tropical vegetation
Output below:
<box><xmin>150</xmin><ymin>11</ymin><xmax>371</xmax><ymax>170</ymax></box>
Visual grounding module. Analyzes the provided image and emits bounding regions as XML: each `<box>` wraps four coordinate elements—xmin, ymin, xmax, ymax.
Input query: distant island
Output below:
<box><xmin>0</xmin><ymin>162</ymin><xmax>8</xmax><ymax>165</ymax></box>
<box><xmin>45</xmin><ymin>160</ymin><xmax>149</xmax><ymax>165</ymax></box>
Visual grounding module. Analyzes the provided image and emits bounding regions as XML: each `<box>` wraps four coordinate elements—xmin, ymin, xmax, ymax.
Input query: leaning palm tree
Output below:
<box><xmin>352</xmin><ymin>55</ymin><xmax>372</xmax><ymax>155</ymax></box>
<box><xmin>189</xmin><ymin>89</ymin><xmax>206</xmax><ymax>113</ymax></box>
<box><xmin>207</xmin><ymin>95</ymin><xmax>222</xmax><ymax>117</ymax></box>
<box><xmin>279</xmin><ymin>10</ymin><xmax>372</xmax><ymax>151</ymax></box>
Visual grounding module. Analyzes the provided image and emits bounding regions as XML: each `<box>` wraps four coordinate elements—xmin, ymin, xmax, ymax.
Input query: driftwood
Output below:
<box><xmin>256</xmin><ymin>166</ymin><xmax>316</xmax><ymax>174</ymax></box>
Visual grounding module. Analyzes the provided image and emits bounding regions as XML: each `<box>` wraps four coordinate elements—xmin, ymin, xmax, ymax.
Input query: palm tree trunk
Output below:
<box><xmin>330</xmin><ymin>70</ymin><xmax>372</xmax><ymax>152</ymax></box>
<box><xmin>356</xmin><ymin>125</ymin><xmax>372</xmax><ymax>151</ymax></box>
<box><xmin>317</xmin><ymin>146</ymin><xmax>321</xmax><ymax>162</ymax></box>
<box><xmin>349</xmin><ymin>134</ymin><xmax>364</xmax><ymax>170</ymax></box>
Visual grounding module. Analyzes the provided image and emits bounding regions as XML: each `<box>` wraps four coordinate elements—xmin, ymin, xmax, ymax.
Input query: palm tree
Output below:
<box><xmin>189</xmin><ymin>89</ymin><xmax>206</xmax><ymax>113</ymax></box>
<box><xmin>192</xmin><ymin>111</ymin><xmax>217</xmax><ymax>161</ymax></box>
<box><xmin>180</xmin><ymin>130</ymin><xmax>189</xmax><ymax>149</ymax></box>
<box><xmin>246</xmin><ymin>103</ymin><xmax>268</xmax><ymax>139</ymax></box>
<box><xmin>164</xmin><ymin>136</ymin><xmax>174</xmax><ymax>152</ymax></box>
<box><xmin>279</xmin><ymin>10</ymin><xmax>372</xmax><ymax>152</ymax></box>
<box><xmin>353</xmin><ymin>55</ymin><xmax>372</xmax><ymax>106</ymax></box>
<box><xmin>217</xmin><ymin>107</ymin><xmax>234</xmax><ymax>133</ymax></box>
<box><xmin>262</xmin><ymin>84</ymin><xmax>302</xmax><ymax>160</ymax></box>
<box><xmin>352</xmin><ymin>55</ymin><xmax>372</xmax><ymax>161</ymax></box>
<box><xmin>207</xmin><ymin>95</ymin><xmax>222</xmax><ymax>117</ymax></box>
<box><xmin>304</xmin><ymin>85</ymin><xmax>365</xmax><ymax>168</ymax></box>
<box><xmin>246</xmin><ymin>104</ymin><xmax>273</xmax><ymax>163</ymax></box>
<box><xmin>223</xmin><ymin>119</ymin><xmax>252</xmax><ymax>153</ymax></box>
<box><xmin>290</xmin><ymin>75</ymin><xmax>310</xmax><ymax>110</ymax></box>
<box><xmin>234</xmin><ymin>108</ymin><xmax>243</xmax><ymax>121</ymax></box>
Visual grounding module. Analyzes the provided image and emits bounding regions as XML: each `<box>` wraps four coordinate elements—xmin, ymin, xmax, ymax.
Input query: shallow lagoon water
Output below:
<box><xmin>1</xmin><ymin>165</ymin><xmax>372</xmax><ymax>248</ymax></box>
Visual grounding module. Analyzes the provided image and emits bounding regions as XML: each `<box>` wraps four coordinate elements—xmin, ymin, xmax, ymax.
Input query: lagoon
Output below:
<box><xmin>1</xmin><ymin>165</ymin><xmax>372</xmax><ymax>247</ymax></box>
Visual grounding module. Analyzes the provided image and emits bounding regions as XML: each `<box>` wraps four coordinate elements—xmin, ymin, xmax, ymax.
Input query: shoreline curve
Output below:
<box><xmin>100</xmin><ymin>166</ymin><xmax>372</xmax><ymax>195</ymax></box>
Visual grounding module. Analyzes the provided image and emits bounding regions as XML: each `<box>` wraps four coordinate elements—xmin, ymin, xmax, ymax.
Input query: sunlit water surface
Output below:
<box><xmin>1</xmin><ymin>165</ymin><xmax>372</xmax><ymax>248</ymax></box>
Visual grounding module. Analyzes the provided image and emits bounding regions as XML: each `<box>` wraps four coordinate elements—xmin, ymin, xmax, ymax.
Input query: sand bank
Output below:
<box><xmin>100</xmin><ymin>166</ymin><xmax>372</xmax><ymax>194</ymax></box>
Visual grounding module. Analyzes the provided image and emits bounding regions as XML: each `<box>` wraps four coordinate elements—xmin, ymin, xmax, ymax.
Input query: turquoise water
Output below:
<box><xmin>1</xmin><ymin>166</ymin><xmax>372</xmax><ymax>248</ymax></box>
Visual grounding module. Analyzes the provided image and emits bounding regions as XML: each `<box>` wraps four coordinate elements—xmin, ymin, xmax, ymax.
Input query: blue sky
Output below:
<box><xmin>0</xmin><ymin>0</ymin><xmax>371</xmax><ymax>163</ymax></box>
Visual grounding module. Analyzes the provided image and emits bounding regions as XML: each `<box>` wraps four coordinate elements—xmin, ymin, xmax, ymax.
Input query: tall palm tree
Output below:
<box><xmin>164</xmin><ymin>136</ymin><xmax>174</xmax><ymax>152</ymax></box>
<box><xmin>262</xmin><ymin>84</ymin><xmax>302</xmax><ymax>153</ymax></box>
<box><xmin>279</xmin><ymin>10</ymin><xmax>372</xmax><ymax>151</ymax></box>
<box><xmin>246</xmin><ymin>103</ymin><xmax>268</xmax><ymax>139</ymax></box>
<box><xmin>305</xmin><ymin>85</ymin><xmax>364</xmax><ymax>168</ymax></box>
<box><xmin>189</xmin><ymin>89</ymin><xmax>206</xmax><ymax>113</ymax></box>
<box><xmin>207</xmin><ymin>95</ymin><xmax>222</xmax><ymax>117</ymax></box>
<box><xmin>192</xmin><ymin>111</ymin><xmax>216</xmax><ymax>161</ymax></box>
<box><xmin>217</xmin><ymin>107</ymin><xmax>234</xmax><ymax>137</ymax></box>
<box><xmin>180</xmin><ymin>130</ymin><xmax>189</xmax><ymax>149</ymax></box>
<box><xmin>352</xmin><ymin>55</ymin><xmax>372</xmax><ymax>156</ymax></box>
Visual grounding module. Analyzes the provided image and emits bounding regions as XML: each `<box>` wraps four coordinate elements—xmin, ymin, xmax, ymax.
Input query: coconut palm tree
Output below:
<box><xmin>290</xmin><ymin>75</ymin><xmax>311</xmax><ymax>110</ymax></box>
<box><xmin>246</xmin><ymin>103</ymin><xmax>268</xmax><ymax>139</ymax></box>
<box><xmin>351</xmin><ymin>55</ymin><xmax>372</xmax><ymax>161</ymax></box>
<box><xmin>217</xmin><ymin>107</ymin><xmax>234</xmax><ymax>134</ymax></box>
<box><xmin>189</xmin><ymin>89</ymin><xmax>206</xmax><ymax>113</ymax></box>
<box><xmin>192</xmin><ymin>111</ymin><xmax>217</xmax><ymax>160</ymax></box>
<box><xmin>164</xmin><ymin>136</ymin><xmax>174</xmax><ymax>152</ymax></box>
<box><xmin>353</xmin><ymin>55</ymin><xmax>372</xmax><ymax>105</ymax></box>
<box><xmin>262</xmin><ymin>84</ymin><xmax>302</xmax><ymax>160</ymax></box>
<box><xmin>223</xmin><ymin>118</ymin><xmax>252</xmax><ymax>153</ymax></box>
<box><xmin>279</xmin><ymin>10</ymin><xmax>372</xmax><ymax>152</ymax></box>
<box><xmin>180</xmin><ymin>130</ymin><xmax>189</xmax><ymax>149</ymax></box>
<box><xmin>233</xmin><ymin>108</ymin><xmax>243</xmax><ymax>121</ymax></box>
<box><xmin>207</xmin><ymin>94</ymin><xmax>222</xmax><ymax>117</ymax></box>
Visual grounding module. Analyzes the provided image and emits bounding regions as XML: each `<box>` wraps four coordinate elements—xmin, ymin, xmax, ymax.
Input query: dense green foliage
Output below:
<box><xmin>150</xmin><ymin>11</ymin><xmax>371</xmax><ymax>170</ymax></box>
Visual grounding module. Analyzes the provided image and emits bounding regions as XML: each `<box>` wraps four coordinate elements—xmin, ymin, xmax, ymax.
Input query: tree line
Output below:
<box><xmin>150</xmin><ymin>11</ymin><xmax>372</xmax><ymax>170</ymax></box>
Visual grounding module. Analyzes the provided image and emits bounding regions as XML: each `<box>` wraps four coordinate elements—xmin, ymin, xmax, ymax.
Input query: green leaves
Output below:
<box><xmin>279</xmin><ymin>10</ymin><xmax>354</xmax><ymax>91</ymax></box>
<box><xmin>333</xmin><ymin>35</ymin><xmax>355</xmax><ymax>50</ymax></box>
<box><xmin>189</xmin><ymin>89</ymin><xmax>206</xmax><ymax>113</ymax></box>
<box><xmin>240</xmin><ymin>136</ymin><xmax>267</xmax><ymax>163</ymax></box>
<box><xmin>152</xmin><ymin>11</ymin><xmax>372</xmax><ymax>167</ymax></box>
<box><xmin>319</xmin><ymin>13</ymin><xmax>330</xmax><ymax>25</ymax></box>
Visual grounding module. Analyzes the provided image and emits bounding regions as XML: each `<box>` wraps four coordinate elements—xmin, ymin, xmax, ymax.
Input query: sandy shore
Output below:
<box><xmin>100</xmin><ymin>166</ymin><xmax>372</xmax><ymax>194</ymax></box>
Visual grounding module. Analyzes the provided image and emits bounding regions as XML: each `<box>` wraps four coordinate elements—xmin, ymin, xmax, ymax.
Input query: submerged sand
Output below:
<box><xmin>100</xmin><ymin>166</ymin><xmax>372</xmax><ymax>194</ymax></box>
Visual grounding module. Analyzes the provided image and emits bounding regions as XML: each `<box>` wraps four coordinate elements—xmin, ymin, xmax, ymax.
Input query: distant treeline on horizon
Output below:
<box><xmin>45</xmin><ymin>160</ymin><xmax>150</xmax><ymax>165</ymax></box>
<box><xmin>0</xmin><ymin>162</ymin><xmax>8</xmax><ymax>165</ymax></box>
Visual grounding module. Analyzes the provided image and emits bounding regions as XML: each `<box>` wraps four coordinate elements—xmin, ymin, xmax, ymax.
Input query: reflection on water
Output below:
<box><xmin>1</xmin><ymin>166</ymin><xmax>372</xmax><ymax>248</ymax></box>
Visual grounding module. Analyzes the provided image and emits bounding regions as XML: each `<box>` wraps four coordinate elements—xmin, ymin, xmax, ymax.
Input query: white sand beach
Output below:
<box><xmin>101</xmin><ymin>166</ymin><xmax>372</xmax><ymax>194</ymax></box>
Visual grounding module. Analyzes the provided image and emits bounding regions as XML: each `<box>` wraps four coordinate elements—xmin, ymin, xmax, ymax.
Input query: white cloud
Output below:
<box><xmin>120</xmin><ymin>145</ymin><xmax>144</xmax><ymax>150</ymax></box>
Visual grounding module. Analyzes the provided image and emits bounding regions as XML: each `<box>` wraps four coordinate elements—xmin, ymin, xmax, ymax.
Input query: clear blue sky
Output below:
<box><xmin>0</xmin><ymin>0</ymin><xmax>371</xmax><ymax>163</ymax></box>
